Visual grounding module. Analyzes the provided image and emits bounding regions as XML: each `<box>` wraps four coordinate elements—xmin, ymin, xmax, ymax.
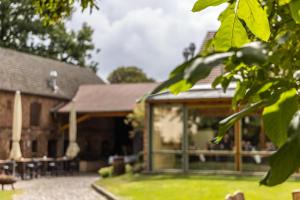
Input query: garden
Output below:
<box><xmin>97</xmin><ymin>174</ymin><xmax>300</xmax><ymax>200</ymax></box>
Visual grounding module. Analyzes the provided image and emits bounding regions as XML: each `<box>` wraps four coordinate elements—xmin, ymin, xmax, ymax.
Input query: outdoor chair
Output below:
<box><xmin>0</xmin><ymin>174</ymin><xmax>16</xmax><ymax>190</ymax></box>
<box><xmin>48</xmin><ymin>161</ymin><xmax>58</xmax><ymax>176</ymax></box>
<box><xmin>32</xmin><ymin>161</ymin><xmax>43</xmax><ymax>178</ymax></box>
<box><xmin>1</xmin><ymin>163</ymin><xmax>13</xmax><ymax>175</ymax></box>
<box><xmin>63</xmin><ymin>158</ymin><xmax>79</xmax><ymax>175</ymax></box>
<box><xmin>26</xmin><ymin>162</ymin><xmax>36</xmax><ymax>179</ymax></box>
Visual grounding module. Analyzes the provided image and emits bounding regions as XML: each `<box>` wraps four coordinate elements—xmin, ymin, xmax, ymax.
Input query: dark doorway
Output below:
<box><xmin>48</xmin><ymin>140</ymin><xmax>57</xmax><ymax>157</ymax></box>
<box><xmin>113</xmin><ymin>117</ymin><xmax>133</xmax><ymax>155</ymax></box>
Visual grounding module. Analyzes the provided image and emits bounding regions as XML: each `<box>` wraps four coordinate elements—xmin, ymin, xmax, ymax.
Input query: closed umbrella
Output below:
<box><xmin>66</xmin><ymin>100</ymin><xmax>80</xmax><ymax>159</ymax></box>
<box><xmin>9</xmin><ymin>90</ymin><xmax>22</xmax><ymax>160</ymax></box>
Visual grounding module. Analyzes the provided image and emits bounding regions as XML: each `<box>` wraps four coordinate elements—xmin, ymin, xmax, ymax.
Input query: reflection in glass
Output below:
<box><xmin>241</xmin><ymin>116</ymin><xmax>275</xmax><ymax>171</ymax></box>
<box><xmin>152</xmin><ymin>106</ymin><xmax>183</xmax><ymax>151</ymax></box>
<box><xmin>188</xmin><ymin>107</ymin><xmax>234</xmax><ymax>151</ymax></box>
<box><xmin>189</xmin><ymin>155</ymin><xmax>235</xmax><ymax>171</ymax></box>
<box><xmin>153</xmin><ymin>153</ymin><xmax>182</xmax><ymax>170</ymax></box>
<box><xmin>187</xmin><ymin>106</ymin><xmax>235</xmax><ymax>171</ymax></box>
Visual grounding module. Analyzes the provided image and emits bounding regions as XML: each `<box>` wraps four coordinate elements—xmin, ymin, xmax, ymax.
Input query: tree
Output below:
<box><xmin>152</xmin><ymin>0</ymin><xmax>300</xmax><ymax>186</ymax></box>
<box><xmin>29</xmin><ymin>0</ymin><xmax>300</xmax><ymax>186</ymax></box>
<box><xmin>125</xmin><ymin>102</ymin><xmax>145</xmax><ymax>137</ymax></box>
<box><xmin>108</xmin><ymin>66</ymin><xmax>155</xmax><ymax>83</ymax></box>
<box><xmin>33</xmin><ymin>0</ymin><xmax>98</xmax><ymax>24</ymax></box>
<box><xmin>0</xmin><ymin>0</ymin><xmax>98</xmax><ymax>71</ymax></box>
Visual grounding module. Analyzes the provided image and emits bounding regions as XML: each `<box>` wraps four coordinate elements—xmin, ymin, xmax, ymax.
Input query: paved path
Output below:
<box><xmin>13</xmin><ymin>174</ymin><xmax>106</xmax><ymax>200</ymax></box>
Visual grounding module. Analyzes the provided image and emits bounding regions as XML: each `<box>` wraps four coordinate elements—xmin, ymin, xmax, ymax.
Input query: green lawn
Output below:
<box><xmin>97</xmin><ymin>174</ymin><xmax>300</xmax><ymax>200</ymax></box>
<box><xmin>0</xmin><ymin>190</ymin><xmax>18</xmax><ymax>200</ymax></box>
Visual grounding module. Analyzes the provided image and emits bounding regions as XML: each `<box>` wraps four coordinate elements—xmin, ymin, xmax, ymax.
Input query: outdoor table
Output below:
<box><xmin>33</xmin><ymin>157</ymin><xmax>54</xmax><ymax>176</ymax></box>
<box><xmin>16</xmin><ymin>158</ymin><xmax>32</xmax><ymax>180</ymax></box>
<box><xmin>56</xmin><ymin>157</ymin><xmax>70</xmax><ymax>175</ymax></box>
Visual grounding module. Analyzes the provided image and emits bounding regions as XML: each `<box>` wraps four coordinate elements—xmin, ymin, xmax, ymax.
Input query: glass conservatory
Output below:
<box><xmin>145</xmin><ymin>84</ymin><xmax>275</xmax><ymax>173</ymax></box>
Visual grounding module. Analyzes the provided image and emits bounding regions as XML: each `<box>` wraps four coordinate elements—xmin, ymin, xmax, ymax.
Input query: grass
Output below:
<box><xmin>97</xmin><ymin>174</ymin><xmax>300</xmax><ymax>200</ymax></box>
<box><xmin>0</xmin><ymin>190</ymin><xmax>19</xmax><ymax>200</ymax></box>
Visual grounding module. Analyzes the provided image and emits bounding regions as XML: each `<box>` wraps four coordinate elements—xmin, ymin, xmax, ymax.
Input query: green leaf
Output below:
<box><xmin>169</xmin><ymin>80</ymin><xmax>193</xmax><ymax>94</ymax></box>
<box><xmin>290</xmin><ymin>0</ymin><xmax>300</xmax><ymax>24</ymax></box>
<box><xmin>215</xmin><ymin>101</ymin><xmax>267</xmax><ymax>143</ymax></box>
<box><xmin>237</xmin><ymin>0</ymin><xmax>270</xmax><ymax>41</ymax></box>
<box><xmin>192</xmin><ymin>0</ymin><xmax>227</xmax><ymax>12</ymax></box>
<box><xmin>150</xmin><ymin>73</ymin><xmax>184</xmax><ymax>94</ymax></box>
<box><xmin>214</xmin><ymin>4</ymin><xmax>249</xmax><ymax>51</ymax></box>
<box><xmin>184</xmin><ymin>52</ymin><xmax>234</xmax><ymax>84</ymax></box>
<box><xmin>232</xmin><ymin>82</ymin><xmax>247</xmax><ymax>110</ymax></box>
<box><xmin>260</xmin><ymin>111</ymin><xmax>300</xmax><ymax>186</ymax></box>
<box><xmin>237</xmin><ymin>42</ymin><xmax>268</xmax><ymax>65</ymax></box>
<box><xmin>278</xmin><ymin>0</ymin><xmax>292</xmax><ymax>6</ymax></box>
<box><xmin>263</xmin><ymin>89</ymin><xmax>298</xmax><ymax>147</ymax></box>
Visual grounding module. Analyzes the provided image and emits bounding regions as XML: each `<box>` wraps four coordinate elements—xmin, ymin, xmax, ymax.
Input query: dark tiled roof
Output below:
<box><xmin>0</xmin><ymin>48</ymin><xmax>103</xmax><ymax>99</ymax></box>
<box><xmin>199</xmin><ymin>31</ymin><xmax>216</xmax><ymax>53</ymax></box>
<box><xmin>197</xmin><ymin>31</ymin><xmax>223</xmax><ymax>84</ymax></box>
<box><xmin>58</xmin><ymin>83</ymin><xmax>158</xmax><ymax>113</ymax></box>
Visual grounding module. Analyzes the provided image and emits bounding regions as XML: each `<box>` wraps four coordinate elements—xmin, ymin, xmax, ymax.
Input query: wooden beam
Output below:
<box><xmin>87</xmin><ymin>111</ymin><xmax>130</xmax><ymax>117</ymax></box>
<box><xmin>259</xmin><ymin>117</ymin><xmax>266</xmax><ymax>149</ymax></box>
<box><xmin>59</xmin><ymin>111</ymin><xmax>131</xmax><ymax>133</ymax></box>
<box><xmin>59</xmin><ymin>114</ymin><xmax>92</xmax><ymax>132</ymax></box>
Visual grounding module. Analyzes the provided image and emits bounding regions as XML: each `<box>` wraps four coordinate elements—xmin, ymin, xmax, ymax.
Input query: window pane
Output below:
<box><xmin>152</xmin><ymin>153</ymin><xmax>182</xmax><ymax>170</ymax></box>
<box><xmin>152</xmin><ymin>106</ymin><xmax>182</xmax><ymax>151</ymax></box>
<box><xmin>187</xmin><ymin>106</ymin><xmax>235</xmax><ymax>171</ymax></box>
<box><xmin>242</xmin><ymin>116</ymin><xmax>274</xmax><ymax>172</ymax></box>
<box><xmin>30</xmin><ymin>102</ymin><xmax>42</xmax><ymax>126</ymax></box>
<box><xmin>188</xmin><ymin>106</ymin><xmax>234</xmax><ymax>151</ymax></box>
<box><xmin>242</xmin><ymin>116</ymin><xmax>276</xmax><ymax>151</ymax></box>
<box><xmin>242</xmin><ymin>155</ymin><xmax>270</xmax><ymax>172</ymax></box>
<box><xmin>189</xmin><ymin>154</ymin><xmax>235</xmax><ymax>171</ymax></box>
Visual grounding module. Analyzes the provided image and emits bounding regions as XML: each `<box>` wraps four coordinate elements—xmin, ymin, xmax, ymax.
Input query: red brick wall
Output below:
<box><xmin>0</xmin><ymin>91</ymin><xmax>67</xmax><ymax>159</ymax></box>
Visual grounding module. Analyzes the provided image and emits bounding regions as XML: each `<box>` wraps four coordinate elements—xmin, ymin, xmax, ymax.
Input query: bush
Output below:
<box><xmin>126</xmin><ymin>164</ymin><xmax>132</xmax><ymax>174</ymax></box>
<box><xmin>132</xmin><ymin>163</ymin><xmax>144</xmax><ymax>174</ymax></box>
<box><xmin>98</xmin><ymin>166</ymin><xmax>113</xmax><ymax>178</ymax></box>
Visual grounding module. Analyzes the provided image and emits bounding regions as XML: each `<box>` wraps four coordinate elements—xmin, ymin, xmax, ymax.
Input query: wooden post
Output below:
<box><xmin>225</xmin><ymin>194</ymin><xmax>234</xmax><ymax>200</ymax></box>
<box><xmin>234</xmin><ymin>119</ymin><xmax>242</xmax><ymax>171</ymax></box>
<box><xmin>225</xmin><ymin>191</ymin><xmax>245</xmax><ymax>200</ymax></box>
<box><xmin>233</xmin><ymin>192</ymin><xmax>245</xmax><ymax>200</ymax></box>
<box><xmin>292</xmin><ymin>190</ymin><xmax>300</xmax><ymax>200</ymax></box>
<box><xmin>259</xmin><ymin>117</ymin><xmax>266</xmax><ymax>149</ymax></box>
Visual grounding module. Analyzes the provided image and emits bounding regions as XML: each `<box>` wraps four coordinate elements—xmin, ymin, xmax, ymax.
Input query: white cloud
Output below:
<box><xmin>69</xmin><ymin>0</ymin><xmax>226</xmax><ymax>81</ymax></box>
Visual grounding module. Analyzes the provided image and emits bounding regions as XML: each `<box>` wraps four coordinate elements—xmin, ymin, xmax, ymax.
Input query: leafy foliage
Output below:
<box><xmin>108</xmin><ymin>66</ymin><xmax>155</xmax><ymax>84</ymax></box>
<box><xmin>125</xmin><ymin>102</ymin><xmax>145</xmax><ymax>136</ymax></box>
<box><xmin>0</xmin><ymin>0</ymin><xmax>98</xmax><ymax>71</ymax></box>
<box><xmin>152</xmin><ymin>0</ymin><xmax>300</xmax><ymax>186</ymax></box>
<box><xmin>33</xmin><ymin>0</ymin><xmax>98</xmax><ymax>24</ymax></box>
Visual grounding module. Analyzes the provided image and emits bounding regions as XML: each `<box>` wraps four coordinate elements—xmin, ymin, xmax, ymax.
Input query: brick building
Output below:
<box><xmin>0</xmin><ymin>47</ymin><xmax>103</xmax><ymax>159</ymax></box>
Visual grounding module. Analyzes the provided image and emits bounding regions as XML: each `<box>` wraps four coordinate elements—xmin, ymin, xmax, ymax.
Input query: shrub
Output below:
<box><xmin>132</xmin><ymin>163</ymin><xmax>144</xmax><ymax>174</ymax></box>
<box><xmin>98</xmin><ymin>166</ymin><xmax>113</xmax><ymax>178</ymax></box>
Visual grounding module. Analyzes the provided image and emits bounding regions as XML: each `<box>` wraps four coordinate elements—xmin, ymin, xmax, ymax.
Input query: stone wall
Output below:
<box><xmin>0</xmin><ymin>91</ymin><xmax>67</xmax><ymax>159</ymax></box>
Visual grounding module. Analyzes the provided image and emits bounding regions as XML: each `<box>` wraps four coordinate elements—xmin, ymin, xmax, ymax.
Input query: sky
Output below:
<box><xmin>68</xmin><ymin>0</ymin><xmax>226</xmax><ymax>81</ymax></box>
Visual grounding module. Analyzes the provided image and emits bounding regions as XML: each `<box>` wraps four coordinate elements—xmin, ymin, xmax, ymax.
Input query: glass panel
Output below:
<box><xmin>242</xmin><ymin>116</ymin><xmax>276</xmax><ymax>151</ymax></box>
<box><xmin>242</xmin><ymin>155</ymin><xmax>270</xmax><ymax>172</ymax></box>
<box><xmin>241</xmin><ymin>115</ymin><xmax>275</xmax><ymax>172</ymax></box>
<box><xmin>152</xmin><ymin>153</ymin><xmax>182</xmax><ymax>170</ymax></box>
<box><xmin>189</xmin><ymin>154</ymin><xmax>235</xmax><ymax>171</ymax></box>
<box><xmin>152</xmin><ymin>106</ymin><xmax>183</xmax><ymax>151</ymax></box>
<box><xmin>187</xmin><ymin>106</ymin><xmax>235</xmax><ymax>171</ymax></box>
<box><xmin>188</xmin><ymin>106</ymin><xmax>234</xmax><ymax>151</ymax></box>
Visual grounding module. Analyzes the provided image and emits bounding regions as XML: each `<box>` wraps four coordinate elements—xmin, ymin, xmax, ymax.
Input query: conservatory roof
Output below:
<box><xmin>146</xmin><ymin>83</ymin><xmax>235</xmax><ymax>103</ymax></box>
